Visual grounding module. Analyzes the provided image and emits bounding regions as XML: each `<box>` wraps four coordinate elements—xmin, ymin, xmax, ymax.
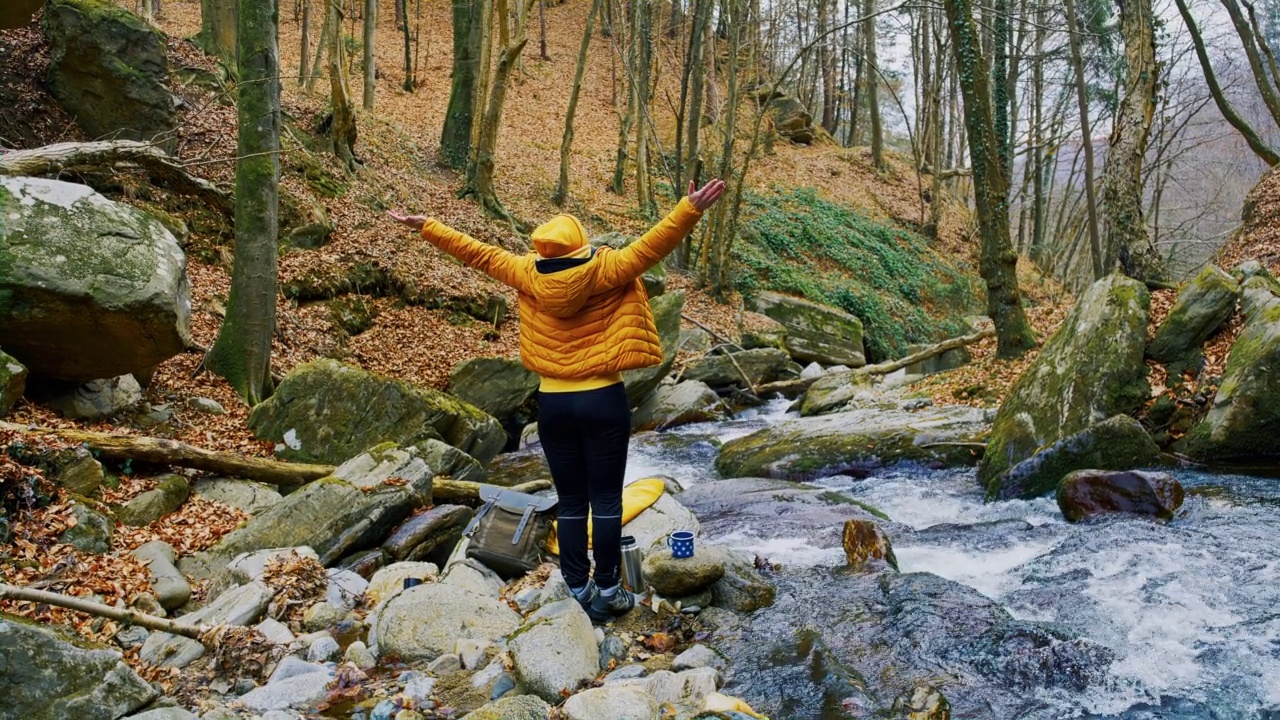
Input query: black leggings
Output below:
<box><xmin>538</xmin><ymin>382</ymin><xmax>630</xmax><ymax>590</ymax></box>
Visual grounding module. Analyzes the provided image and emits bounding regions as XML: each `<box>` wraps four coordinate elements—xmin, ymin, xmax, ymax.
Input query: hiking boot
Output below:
<box><xmin>571</xmin><ymin>580</ymin><xmax>600</xmax><ymax>616</ymax></box>
<box><xmin>587</xmin><ymin>584</ymin><xmax>635</xmax><ymax>623</ymax></box>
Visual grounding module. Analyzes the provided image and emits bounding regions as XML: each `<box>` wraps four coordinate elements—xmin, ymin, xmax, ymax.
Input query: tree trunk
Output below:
<box><xmin>206</xmin><ymin>0</ymin><xmax>280</xmax><ymax>405</ymax></box>
<box><xmin>863</xmin><ymin>0</ymin><xmax>883</xmax><ymax>169</ymax></box>
<box><xmin>1030</xmin><ymin>0</ymin><xmax>1046</xmax><ymax>263</ymax></box>
<box><xmin>552</xmin><ymin>0</ymin><xmax>601</xmax><ymax>205</ymax></box>
<box><xmin>327</xmin><ymin>0</ymin><xmax>359</xmax><ymax>170</ymax></box>
<box><xmin>362</xmin><ymin>0</ymin><xmax>376</xmax><ymax>110</ymax></box>
<box><xmin>1064</xmin><ymin>0</ymin><xmax>1105</xmax><ymax>279</ymax></box>
<box><xmin>142</xmin><ymin>0</ymin><xmax>155</xmax><ymax>22</ymax></box>
<box><xmin>942</xmin><ymin>0</ymin><xmax>1036</xmax><ymax>358</ymax></box>
<box><xmin>636</xmin><ymin>0</ymin><xmax>655</xmax><ymax>219</ymax></box>
<box><xmin>471</xmin><ymin>0</ymin><xmax>495</xmax><ymax>151</ymax></box>
<box><xmin>441</xmin><ymin>0</ymin><xmax>482</xmax><ymax>168</ymax></box>
<box><xmin>200</xmin><ymin>0</ymin><xmax>238</xmax><ymax>66</ymax></box>
<box><xmin>992</xmin><ymin>0</ymin><xmax>1010</xmax><ymax>176</ymax></box>
<box><xmin>402</xmin><ymin>0</ymin><xmax>414</xmax><ymax>90</ymax></box>
<box><xmin>299</xmin><ymin>0</ymin><xmax>311</xmax><ymax>84</ymax></box>
<box><xmin>305</xmin><ymin>0</ymin><xmax>331</xmax><ymax>93</ymax></box>
<box><xmin>611</xmin><ymin>0</ymin><xmax>636</xmax><ymax>195</ymax></box>
<box><xmin>675</xmin><ymin>0</ymin><xmax>712</xmax><ymax>265</ymax></box>
<box><xmin>819</xmin><ymin>0</ymin><xmax>837</xmax><ymax>134</ymax></box>
<box><xmin>1222</xmin><ymin>0</ymin><xmax>1280</xmax><ymax>128</ymax></box>
<box><xmin>707</xmin><ymin>0</ymin><xmax>741</xmax><ymax>298</ymax></box>
<box><xmin>540</xmin><ymin>0</ymin><xmax>550</xmax><ymax>59</ymax></box>
<box><xmin>1101</xmin><ymin>0</ymin><xmax>1163</xmax><ymax>281</ymax></box>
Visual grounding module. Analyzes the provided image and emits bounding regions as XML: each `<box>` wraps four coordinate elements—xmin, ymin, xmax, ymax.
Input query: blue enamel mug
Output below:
<box><xmin>667</xmin><ymin>531</ymin><xmax>695</xmax><ymax>558</ymax></box>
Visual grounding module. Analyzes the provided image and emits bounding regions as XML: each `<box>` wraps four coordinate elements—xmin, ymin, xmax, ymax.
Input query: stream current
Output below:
<box><xmin>620</xmin><ymin>398</ymin><xmax>1280</xmax><ymax>719</ymax></box>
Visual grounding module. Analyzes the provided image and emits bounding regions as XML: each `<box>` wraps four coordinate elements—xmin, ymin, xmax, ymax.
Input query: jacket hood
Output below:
<box><xmin>529</xmin><ymin>248</ymin><xmax>608</xmax><ymax>318</ymax></box>
<box><xmin>531</xmin><ymin>214</ymin><xmax>589</xmax><ymax>259</ymax></box>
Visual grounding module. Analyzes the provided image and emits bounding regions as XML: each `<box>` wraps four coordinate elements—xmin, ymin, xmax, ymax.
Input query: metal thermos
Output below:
<box><xmin>619</xmin><ymin>535</ymin><xmax>645</xmax><ymax>593</ymax></box>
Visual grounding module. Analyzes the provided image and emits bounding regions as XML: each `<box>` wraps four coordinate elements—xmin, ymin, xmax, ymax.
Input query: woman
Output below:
<box><xmin>390</xmin><ymin>179</ymin><xmax>725</xmax><ymax>622</ymax></box>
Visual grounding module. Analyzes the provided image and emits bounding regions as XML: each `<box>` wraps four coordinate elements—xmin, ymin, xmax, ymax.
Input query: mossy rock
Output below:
<box><xmin>748</xmin><ymin>291</ymin><xmax>866</xmax><ymax>367</ymax></box>
<box><xmin>1186</xmin><ymin>275</ymin><xmax>1280</xmax><ymax>463</ymax></box>
<box><xmin>978</xmin><ymin>275</ymin><xmax>1150</xmax><ymax>492</ymax></box>
<box><xmin>681</xmin><ymin>348</ymin><xmax>791</xmax><ymax>388</ymax></box>
<box><xmin>1148</xmin><ymin>264</ymin><xmax>1239</xmax><ymax>363</ymax></box>
<box><xmin>247</xmin><ymin>359</ymin><xmax>505</xmax><ymax>466</ymax></box>
<box><xmin>989</xmin><ymin>415</ymin><xmax>1162</xmax><ymax>500</ymax></box>
<box><xmin>112</xmin><ymin>473</ymin><xmax>190</xmax><ymax>526</ymax></box>
<box><xmin>58</xmin><ymin>495</ymin><xmax>113</xmax><ymax>554</ymax></box>
<box><xmin>447</xmin><ymin>356</ymin><xmax>539</xmax><ymax>425</ymax></box>
<box><xmin>0</xmin><ymin>349</ymin><xmax>27</xmax><ymax>415</ymax></box>
<box><xmin>799</xmin><ymin>370</ymin><xmax>875</xmax><ymax>416</ymax></box>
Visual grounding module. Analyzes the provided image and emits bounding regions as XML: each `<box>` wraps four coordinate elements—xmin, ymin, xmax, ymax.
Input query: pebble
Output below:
<box><xmin>188</xmin><ymin>397</ymin><xmax>226</xmax><ymax>414</ymax></box>
<box><xmin>402</xmin><ymin>675</ymin><xmax>436</xmax><ymax>705</ymax></box>
<box><xmin>603</xmin><ymin>664</ymin><xmax>648</xmax><ymax>683</ymax></box>
<box><xmin>114</xmin><ymin>625</ymin><xmax>149</xmax><ymax>649</ymax></box>
<box><xmin>302</xmin><ymin>601</ymin><xmax>346</xmax><ymax>632</ymax></box>
<box><xmin>489</xmin><ymin>672</ymin><xmax>516</xmax><ymax>700</ymax></box>
<box><xmin>306</xmin><ymin>635</ymin><xmax>341</xmax><ymax>663</ymax></box>
<box><xmin>428</xmin><ymin>653</ymin><xmax>462</xmax><ymax>675</ymax></box>
<box><xmin>232</xmin><ymin>678</ymin><xmax>257</xmax><ymax>695</ymax></box>
<box><xmin>599</xmin><ymin>635</ymin><xmax>627</xmax><ymax>670</ymax></box>
<box><xmin>513</xmin><ymin>586</ymin><xmax>541</xmax><ymax>613</ymax></box>
<box><xmin>270</xmin><ymin>657</ymin><xmax>328</xmax><ymax>683</ymax></box>
<box><xmin>371</xmin><ymin>699</ymin><xmax>399</xmax><ymax>720</ymax></box>
<box><xmin>455</xmin><ymin>638</ymin><xmax>489</xmax><ymax>670</ymax></box>
<box><xmin>344</xmin><ymin>640</ymin><xmax>377</xmax><ymax>671</ymax></box>
<box><xmin>672</xmin><ymin>644</ymin><xmax>728</xmax><ymax>672</ymax></box>
<box><xmin>470</xmin><ymin>661</ymin><xmax>505</xmax><ymax>688</ymax></box>
<box><xmin>594</xmin><ymin>627</ymin><xmax>606</xmax><ymax>645</ymax></box>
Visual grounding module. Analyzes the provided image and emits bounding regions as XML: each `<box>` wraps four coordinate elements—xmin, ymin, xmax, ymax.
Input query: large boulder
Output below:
<box><xmin>461</xmin><ymin>695</ymin><xmax>551</xmax><ymax>720</ymax></box>
<box><xmin>191</xmin><ymin>478</ymin><xmax>282</xmax><ymax>516</ymax></box>
<box><xmin>509</xmin><ymin>600</ymin><xmax>600</xmax><ymax>702</ymax></box>
<box><xmin>1186</xmin><ymin>275</ymin><xmax>1280</xmax><ymax>462</ymax></box>
<box><xmin>247</xmin><ymin>359</ymin><xmax>505</xmax><ymax>466</ymax></box>
<box><xmin>765</xmin><ymin>95</ymin><xmax>817</xmax><ymax>144</ymax></box>
<box><xmin>382</xmin><ymin>504</ymin><xmax>474</xmax><ymax>563</ymax></box>
<box><xmin>1147</xmin><ymin>265</ymin><xmax>1239</xmax><ymax>364</ymax></box>
<box><xmin>129</xmin><ymin>540</ymin><xmax>191</xmax><ymax>611</ymax></box>
<box><xmin>1056</xmin><ymin>470</ymin><xmax>1184</xmax><ymax>522</ymax></box>
<box><xmin>711</xmin><ymin>550</ymin><xmax>776</xmax><ymax>613</ymax></box>
<box><xmin>179</xmin><ymin>444</ymin><xmax>436</xmax><ymax>578</ymax></box>
<box><xmin>623</xmin><ymin>291</ymin><xmax>685</xmax><ymax>406</ymax></box>
<box><xmin>747</xmin><ymin>292</ymin><xmax>866</xmax><ymax>367</ymax></box>
<box><xmin>0</xmin><ymin>177</ymin><xmax>192</xmax><ymax>381</ymax></box>
<box><xmin>632</xmin><ymin>380</ymin><xmax>722</xmax><ymax>432</ymax></box>
<box><xmin>42</xmin><ymin>0</ymin><xmax>177</xmax><ymax>144</ymax></box>
<box><xmin>59</xmin><ymin>497</ymin><xmax>112</xmax><ymax>554</ymax></box>
<box><xmin>798</xmin><ymin>370</ymin><xmax>875</xmax><ymax>416</ymax></box>
<box><xmin>0</xmin><ymin>612</ymin><xmax>157</xmax><ymax>720</ymax></box>
<box><xmin>374</xmin><ymin>583</ymin><xmax>521</xmax><ymax>662</ymax></box>
<box><xmin>562</xmin><ymin>685</ymin><xmax>660</xmax><ymax>720</ymax></box>
<box><xmin>680</xmin><ymin>348</ymin><xmax>791</xmax><ymax>388</ymax></box>
<box><xmin>139</xmin><ymin>581</ymin><xmax>274</xmax><ymax>668</ymax></box>
<box><xmin>0</xmin><ymin>349</ymin><xmax>26</xmax><ymax>415</ymax></box>
<box><xmin>716</xmin><ymin>405</ymin><xmax>990</xmax><ymax>481</ymax></box>
<box><xmin>448</xmin><ymin>356</ymin><xmax>539</xmax><ymax>426</ymax></box>
<box><xmin>44</xmin><ymin>375</ymin><xmax>143</xmax><ymax>419</ymax></box>
<box><xmin>978</xmin><ymin>275</ymin><xmax>1150</xmax><ymax>492</ymax></box>
<box><xmin>842</xmin><ymin>519</ymin><xmax>898</xmax><ymax>571</ymax></box>
<box><xmin>989</xmin><ymin>415</ymin><xmax>1161</xmax><ymax>500</ymax></box>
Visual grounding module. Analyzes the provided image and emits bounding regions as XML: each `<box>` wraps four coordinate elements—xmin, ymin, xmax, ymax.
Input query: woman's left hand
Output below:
<box><xmin>688</xmin><ymin>179</ymin><xmax>727</xmax><ymax>211</ymax></box>
<box><xmin>388</xmin><ymin>210</ymin><xmax>427</xmax><ymax>232</ymax></box>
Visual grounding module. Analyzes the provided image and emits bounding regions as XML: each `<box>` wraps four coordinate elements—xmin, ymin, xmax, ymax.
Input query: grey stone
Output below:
<box><xmin>254</xmin><ymin>618</ymin><xmax>295</xmax><ymax>645</ymax></box>
<box><xmin>0</xmin><ymin>611</ymin><xmax>157</xmax><ymax>720</ymax></box>
<box><xmin>599</xmin><ymin>635</ymin><xmax>627</xmax><ymax>670</ymax></box>
<box><xmin>623</xmin><ymin>292</ymin><xmax>685</xmax><ymax>406</ymax></box>
<box><xmin>46</xmin><ymin>375</ymin><xmax>143</xmax><ymax>419</ymax></box>
<box><xmin>490</xmin><ymin>672</ymin><xmax>516</xmax><ymax>699</ymax></box>
<box><xmin>344</xmin><ymin>640</ymin><xmax>376</xmax><ymax>670</ymax></box>
<box><xmin>140</xmin><ymin>581</ymin><xmax>274</xmax><ymax>668</ymax></box>
<box><xmin>1148</xmin><ymin>264</ymin><xmax>1239</xmax><ymax>363</ymax></box>
<box><xmin>228</xmin><ymin>547</ymin><xmax>320</xmax><ymax>585</ymax></box>
<box><xmin>672</xmin><ymin>644</ymin><xmax>727</xmax><ymax>672</ymax></box>
<box><xmin>383</xmin><ymin>505</ymin><xmax>474</xmax><ymax>563</ymax></box>
<box><xmin>678</xmin><ymin>328</ymin><xmax>712</xmax><ymax>353</ymax></box>
<box><xmin>0</xmin><ymin>177</ymin><xmax>191</xmax><ymax>382</ymax></box>
<box><xmin>711</xmin><ymin>550</ymin><xmax>776</xmax><ymax>613</ymax></box>
<box><xmin>440</xmin><ymin>558</ymin><xmax>504</xmax><ymax>598</ymax></box>
<box><xmin>904</xmin><ymin>344</ymin><xmax>973</xmax><ymax>377</ymax></box>
<box><xmin>993</xmin><ymin>415</ymin><xmax>1162</xmax><ymax>500</ymax></box>
<box><xmin>301</xmin><ymin>601</ymin><xmax>344</xmax><ymax>632</ymax></box>
<box><xmin>513</xmin><ymin>586</ymin><xmax>541</xmax><ymax>613</ymax></box>
<box><xmin>247</xmin><ymin>358</ymin><xmax>504</xmax><ymax>466</ymax></box>
<box><xmin>305</xmin><ymin>635</ymin><xmax>340</xmax><ymax>663</ymax></box>
<box><xmin>375</xmin><ymin>584</ymin><xmax>521</xmax><ymax>662</ymax></box>
<box><xmin>113</xmin><ymin>625</ymin><xmax>149</xmax><ymax>650</ymax></box>
<box><xmin>456</xmin><ymin>638</ymin><xmax>489</xmax><ymax>670</ymax></box>
<box><xmin>365</xmin><ymin>561</ymin><xmax>440</xmax><ymax>607</ymax></box>
<box><xmin>799</xmin><ymin>361</ymin><xmax>825</xmax><ymax>380</ymax></box>
<box><xmin>562</xmin><ymin>685</ymin><xmax>660</xmax><ymax>720</ymax></box>
<box><xmin>448</xmin><ymin>356</ymin><xmax>539</xmax><ymax>425</ymax></box>
<box><xmin>59</xmin><ymin>497</ymin><xmax>112</xmax><ymax>554</ymax></box>
<box><xmin>198</xmin><ymin>709</ymin><xmax>239</xmax><ymax>720</ymax></box>
<box><xmin>603</xmin><ymin>664</ymin><xmax>648</xmax><ymax>683</ymax></box>
<box><xmin>325</xmin><ymin>568</ymin><xmax>369</xmax><ymax>610</ymax></box>
<box><xmin>123</xmin><ymin>709</ymin><xmax>199</xmax><ymax>720</ymax></box>
<box><xmin>115</xmin><ymin>474</ymin><xmax>189</xmax><ymax>526</ymax></box>
<box><xmin>268</xmin><ymin>657</ymin><xmax>328</xmax><ymax>684</ymax></box>
<box><xmin>509</xmin><ymin>600</ymin><xmax>601</xmax><ymax>702</ymax></box>
<box><xmin>632</xmin><ymin>380</ymin><xmax>723</xmax><ymax>432</ymax></box>
<box><xmin>130</xmin><ymin>540</ymin><xmax>191</xmax><ymax>611</ymax></box>
<box><xmin>0</xmin><ymin>349</ymin><xmax>26</xmax><ymax>415</ymax></box>
<box><xmin>459</xmin><ymin>695</ymin><xmax>551</xmax><ymax>720</ymax></box>
<box><xmin>798</xmin><ymin>370</ymin><xmax>875</xmax><ymax>416</ymax></box>
<box><xmin>538</xmin><ymin>570</ymin><xmax>571</xmax><ymax>607</ymax></box>
<box><xmin>188</xmin><ymin>397</ymin><xmax>226</xmax><ymax>415</ymax></box>
<box><xmin>403</xmin><ymin>674</ymin><xmax>436</xmax><ymax>704</ymax></box>
<box><xmin>765</xmin><ymin>94</ymin><xmax>818</xmax><ymax>144</ymax></box>
<box><xmin>748</xmin><ymin>291</ymin><xmax>866</xmax><ymax>366</ymax></box>
<box><xmin>191</xmin><ymin>478</ymin><xmax>282</xmax><ymax>516</ymax></box>
<box><xmin>642</xmin><ymin>547</ymin><xmax>727</xmax><ymax>597</ymax></box>
<box><xmin>50</xmin><ymin>447</ymin><xmax>105</xmax><ymax>496</ymax></box>
<box><xmin>681</xmin><ymin>348</ymin><xmax>792</xmax><ymax>389</ymax></box>
<box><xmin>238</xmin><ymin>666</ymin><xmax>334</xmax><ymax>713</ymax></box>
<box><xmin>427</xmin><ymin>653</ymin><xmax>462</xmax><ymax>675</ymax></box>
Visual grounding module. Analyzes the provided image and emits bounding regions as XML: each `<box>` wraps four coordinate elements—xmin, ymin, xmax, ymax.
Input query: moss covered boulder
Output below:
<box><xmin>989</xmin><ymin>415</ymin><xmax>1161</xmax><ymax>500</ymax></box>
<box><xmin>716</xmin><ymin>405</ymin><xmax>989</xmax><ymax>481</ymax></box>
<box><xmin>799</xmin><ymin>370</ymin><xmax>875</xmax><ymax>416</ymax></box>
<box><xmin>448</xmin><ymin>356</ymin><xmax>539</xmax><ymax>426</ymax></box>
<box><xmin>375</xmin><ymin>583</ymin><xmax>521</xmax><ymax>662</ymax></box>
<box><xmin>1186</xmin><ymin>275</ymin><xmax>1280</xmax><ymax>463</ymax></box>
<box><xmin>0</xmin><ymin>349</ymin><xmax>26</xmax><ymax>415</ymax></box>
<box><xmin>42</xmin><ymin>0</ymin><xmax>176</xmax><ymax>144</ymax></box>
<box><xmin>978</xmin><ymin>274</ymin><xmax>1150</xmax><ymax>492</ymax></box>
<box><xmin>113</xmin><ymin>473</ymin><xmax>189</xmax><ymax>526</ymax></box>
<box><xmin>681</xmin><ymin>348</ymin><xmax>791</xmax><ymax>388</ymax></box>
<box><xmin>248</xmin><ymin>359</ymin><xmax>505</xmax><ymax>466</ymax></box>
<box><xmin>1147</xmin><ymin>264</ymin><xmax>1239</xmax><ymax>364</ymax></box>
<box><xmin>1057</xmin><ymin>469</ymin><xmax>1184</xmax><ymax>522</ymax></box>
<box><xmin>623</xmin><ymin>291</ymin><xmax>685</xmax><ymax>407</ymax></box>
<box><xmin>0</xmin><ymin>611</ymin><xmax>157</xmax><ymax>720</ymax></box>
<box><xmin>0</xmin><ymin>177</ymin><xmax>192</xmax><ymax>381</ymax></box>
<box><xmin>632</xmin><ymin>380</ymin><xmax>723</xmax><ymax>431</ymax></box>
<box><xmin>748</xmin><ymin>291</ymin><xmax>866</xmax><ymax>367</ymax></box>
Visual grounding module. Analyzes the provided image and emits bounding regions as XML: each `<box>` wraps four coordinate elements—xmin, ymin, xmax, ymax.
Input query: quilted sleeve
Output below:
<box><xmin>420</xmin><ymin>219</ymin><xmax>531</xmax><ymax>292</ymax></box>
<box><xmin>594</xmin><ymin>198</ymin><xmax>703</xmax><ymax>290</ymax></box>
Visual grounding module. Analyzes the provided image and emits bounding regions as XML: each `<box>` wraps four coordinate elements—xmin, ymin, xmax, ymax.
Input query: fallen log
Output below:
<box><xmin>0</xmin><ymin>422</ymin><xmax>334</xmax><ymax>485</ymax></box>
<box><xmin>432</xmin><ymin>478</ymin><xmax>554</xmax><ymax>506</ymax></box>
<box><xmin>0</xmin><ymin>140</ymin><xmax>233</xmax><ymax>215</ymax></box>
<box><xmin>0</xmin><ymin>582</ymin><xmax>205</xmax><ymax>639</ymax></box>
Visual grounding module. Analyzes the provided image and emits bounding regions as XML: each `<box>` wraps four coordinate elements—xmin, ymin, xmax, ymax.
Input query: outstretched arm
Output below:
<box><xmin>388</xmin><ymin>211</ymin><xmax>531</xmax><ymax>292</ymax></box>
<box><xmin>595</xmin><ymin>179</ymin><xmax>726</xmax><ymax>290</ymax></box>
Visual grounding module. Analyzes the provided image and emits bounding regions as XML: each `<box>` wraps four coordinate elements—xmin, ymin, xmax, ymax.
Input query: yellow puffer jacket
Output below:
<box><xmin>419</xmin><ymin>198</ymin><xmax>703</xmax><ymax>385</ymax></box>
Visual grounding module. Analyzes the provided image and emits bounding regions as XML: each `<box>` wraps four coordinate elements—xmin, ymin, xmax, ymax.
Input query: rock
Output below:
<box><xmin>301</xmin><ymin>601</ymin><xmax>345</xmax><ymax>632</ymax></box>
<box><xmin>238</xmin><ymin>665</ymin><xmax>334</xmax><ymax>714</ymax></box>
<box><xmin>904</xmin><ymin>344</ymin><xmax>972</xmax><ymax>377</ymax></box>
<box><xmin>623</xmin><ymin>292</ymin><xmax>685</xmax><ymax>406</ymax></box>
<box><xmin>1057</xmin><ymin>470</ymin><xmax>1185</xmax><ymax>522</ymax></box>
<box><xmin>604</xmin><ymin>664</ymin><xmax>648</xmax><ymax>683</ymax></box>
<box><xmin>979</xmin><ymin>274</ymin><xmax>1150</xmax><ymax>493</ymax></box>
<box><xmin>227</xmin><ymin>547</ymin><xmax>321</xmax><ymax>585</ymax></box>
<box><xmin>45</xmin><ymin>375</ymin><xmax>143</xmax><ymax>419</ymax></box>
<box><xmin>1186</xmin><ymin>274</ymin><xmax>1280</xmax><ymax>463</ymax></box>
<box><xmin>672</xmin><ymin>644</ymin><xmax>727</xmax><ymax>672</ymax></box>
<box><xmin>1148</xmin><ymin>264</ymin><xmax>1239</xmax><ymax>364</ymax></box>
<box><xmin>187</xmin><ymin>397</ymin><xmax>226</xmax><ymax>415</ymax></box>
<box><xmin>49</xmin><ymin>447</ymin><xmax>105</xmax><ymax>496</ymax></box>
<box><xmin>679</xmin><ymin>328</ymin><xmax>712</xmax><ymax>353</ymax></box>
<box><xmin>681</xmin><ymin>348</ymin><xmax>791</xmax><ymax>389</ymax></box>
<box><xmin>375</xmin><ymin>583</ymin><xmax>521</xmax><ymax>662</ymax></box>
<box><xmin>765</xmin><ymin>95</ymin><xmax>818</xmax><ymax>144</ymax></box>
<box><xmin>41</xmin><ymin>0</ymin><xmax>175</xmax><ymax>143</ymax></box>
<box><xmin>619</xmin><ymin>492</ymin><xmax>701</xmax><ymax>551</ymax></box>
<box><xmin>182</xmin><ymin>445</ymin><xmax>436</xmax><ymax>577</ymax></box>
<box><xmin>383</xmin><ymin>505</ymin><xmax>474</xmax><ymax>563</ymax></box>
<box><xmin>632</xmin><ymin>380</ymin><xmax>723</xmax><ymax>432</ymax></box>
<box><xmin>113</xmin><ymin>625</ymin><xmax>149</xmax><ymax>650</ymax></box>
<box><xmin>716</xmin><ymin>405</ymin><xmax>990</xmax><ymax>481</ymax></box>
<box><xmin>198</xmin><ymin>710</ymin><xmax>239</xmax><ymax>720</ymax></box>
<box><xmin>448</xmin><ymin>357</ymin><xmax>540</xmax><ymax>426</ymax></box>
<box><xmin>326</xmin><ymin>568</ymin><xmax>368</xmax><ymax>610</ymax></box>
<box><xmin>841</xmin><ymin>520</ymin><xmax>898</xmax><ymax>571</ymax></box>
<box><xmin>254</xmin><ymin>618</ymin><xmax>295</xmax><ymax>645</ymax></box>
<box><xmin>191</xmin><ymin>478</ymin><xmax>282</xmax><ymax>516</ymax></box>
<box><xmin>336</xmin><ymin>548</ymin><xmax>387</xmax><ymax>579</ymax></box>
<box><xmin>247</xmin><ymin>359</ymin><xmax>505</xmax><ymax>466</ymax></box>
<box><xmin>440</xmin><ymin>557</ymin><xmax>505</xmax><ymax>598</ymax></box>
<box><xmin>514</xmin><ymin>587</ymin><xmax>541</xmax><ymax>613</ymax></box>
<box><xmin>748</xmin><ymin>291</ymin><xmax>865</xmax><ymax>366</ymax></box>
<box><xmin>125</xmin><ymin>708</ymin><xmax>199</xmax><ymax>720</ymax></box>
<box><xmin>114</xmin><ymin>474</ymin><xmax>189</xmax><ymax>526</ymax></box>
<box><xmin>428</xmin><ymin>653</ymin><xmax>462</xmax><ymax>675</ymax></box>
<box><xmin>460</xmin><ymin>695</ymin><xmax>551</xmax><ymax>720</ymax></box>
<box><xmin>562</xmin><ymin>685</ymin><xmax>660</xmax><ymax>720</ymax></box>
<box><xmin>140</xmin><ymin>581</ymin><xmax>274</xmax><ymax>668</ymax></box>
<box><xmin>402</xmin><ymin>674</ymin><xmax>437</xmax><ymax>704</ymax></box>
<box><xmin>711</xmin><ymin>550</ymin><xmax>776</xmax><ymax>613</ymax></box>
<box><xmin>269</xmin><ymin>657</ymin><xmax>329</xmax><ymax>683</ymax></box>
<box><xmin>130</xmin><ymin>540</ymin><xmax>191</xmax><ymax>611</ymax></box>
<box><xmin>59</xmin><ymin>496</ymin><xmax>112</xmax><ymax>554</ymax></box>
<box><xmin>892</xmin><ymin>686</ymin><xmax>952</xmax><ymax>720</ymax></box>
<box><xmin>336</xmin><ymin>639</ymin><xmax>374</xmax><ymax>671</ymax></box>
<box><xmin>539</xmin><ymin>569</ymin><xmax>572</xmax><ymax>607</ymax></box>
<box><xmin>992</xmin><ymin>415</ymin><xmax>1162</xmax><ymax>500</ymax></box>
<box><xmin>0</xmin><ymin>349</ymin><xmax>26</xmax><ymax>414</ymax></box>
<box><xmin>642</xmin><ymin>547</ymin><xmax>727</xmax><ymax>597</ymax></box>
<box><xmin>490</xmin><ymin>672</ymin><xmax>516</xmax><ymax>699</ymax></box>
<box><xmin>509</xmin><ymin>599</ymin><xmax>600</xmax><ymax>702</ymax></box>
<box><xmin>740</xmin><ymin>315</ymin><xmax>788</xmax><ymax>351</ymax></box>
<box><xmin>365</xmin><ymin>561</ymin><xmax>440</xmax><ymax>606</ymax></box>
<box><xmin>0</xmin><ymin>611</ymin><xmax>157</xmax><ymax>720</ymax></box>
<box><xmin>0</xmin><ymin>177</ymin><xmax>191</xmax><ymax>382</ymax></box>
<box><xmin>630</xmin><ymin>667</ymin><xmax>720</xmax><ymax>705</ymax></box>
<box><xmin>306</xmin><ymin>635</ymin><xmax>340</xmax><ymax>663</ymax></box>
<box><xmin>798</xmin><ymin>370</ymin><xmax>875</xmax><ymax>416</ymax></box>
<box><xmin>799</xmin><ymin>362</ymin><xmax>825</xmax><ymax>380</ymax></box>
<box><xmin>599</xmin><ymin>634</ymin><xmax>627</xmax><ymax>670</ymax></box>
<box><xmin>456</xmin><ymin>638</ymin><xmax>490</xmax><ymax>670</ymax></box>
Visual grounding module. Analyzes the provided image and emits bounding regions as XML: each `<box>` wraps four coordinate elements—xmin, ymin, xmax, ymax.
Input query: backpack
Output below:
<box><xmin>462</xmin><ymin>485</ymin><xmax>558</xmax><ymax>579</ymax></box>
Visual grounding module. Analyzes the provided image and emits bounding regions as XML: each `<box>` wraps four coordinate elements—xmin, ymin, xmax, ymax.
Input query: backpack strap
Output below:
<box><xmin>511</xmin><ymin>504</ymin><xmax>536</xmax><ymax>545</ymax></box>
<box><xmin>464</xmin><ymin>498</ymin><xmax>496</xmax><ymax>538</ymax></box>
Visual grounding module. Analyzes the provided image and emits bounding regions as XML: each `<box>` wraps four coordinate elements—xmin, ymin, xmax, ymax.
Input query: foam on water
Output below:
<box><xmin>893</xmin><ymin>540</ymin><xmax>1061</xmax><ymax>599</ymax></box>
<box><xmin>713</xmin><ymin>531</ymin><xmax>844</xmax><ymax>568</ymax></box>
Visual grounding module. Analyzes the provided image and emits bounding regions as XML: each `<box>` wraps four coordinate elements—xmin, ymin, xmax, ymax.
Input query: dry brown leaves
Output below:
<box><xmin>1219</xmin><ymin>167</ymin><xmax>1280</xmax><ymax>275</ymax></box>
<box><xmin>114</xmin><ymin>496</ymin><xmax>247</xmax><ymax>556</ymax></box>
<box><xmin>261</xmin><ymin>549</ymin><xmax>328</xmax><ymax>623</ymax></box>
<box><xmin>202</xmin><ymin>625</ymin><xmax>284</xmax><ymax>682</ymax></box>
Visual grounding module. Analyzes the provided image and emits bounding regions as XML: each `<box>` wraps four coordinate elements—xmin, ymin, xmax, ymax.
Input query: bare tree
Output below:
<box><xmin>327</xmin><ymin>0</ymin><xmax>358</xmax><ymax>170</ymax></box>
<box><xmin>362</xmin><ymin>0</ymin><xmax>376</xmax><ymax>110</ymax></box>
<box><xmin>441</xmin><ymin>0</ymin><xmax>483</xmax><ymax>168</ymax></box>
<box><xmin>1064</xmin><ymin>0</ymin><xmax>1105</xmax><ymax>279</ymax></box>
<box><xmin>200</xmin><ymin>0</ymin><xmax>238</xmax><ymax>64</ymax></box>
<box><xmin>553</xmin><ymin>0</ymin><xmax>602</xmax><ymax>205</ymax></box>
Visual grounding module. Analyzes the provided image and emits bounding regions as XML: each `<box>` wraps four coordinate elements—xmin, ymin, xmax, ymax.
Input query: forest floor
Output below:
<box><xmin>1</xmin><ymin>0</ymin><xmax>1076</xmax><ymax>662</ymax></box>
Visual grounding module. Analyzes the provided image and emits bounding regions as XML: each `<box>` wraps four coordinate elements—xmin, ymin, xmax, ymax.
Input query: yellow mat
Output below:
<box><xmin>544</xmin><ymin>477</ymin><xmax>666</xmax><ymax>556</ymax></box>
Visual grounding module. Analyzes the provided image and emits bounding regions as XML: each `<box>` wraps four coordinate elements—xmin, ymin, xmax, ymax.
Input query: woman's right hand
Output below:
<box><xmin>388</xmin><ymin>210</ymin><xmax>427</xmax><ymax>233</ymax></box>
<box><xmin>688</xmin><ymin>179</ymin><xmax>727</xmax><ymax>211</ymax></box>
